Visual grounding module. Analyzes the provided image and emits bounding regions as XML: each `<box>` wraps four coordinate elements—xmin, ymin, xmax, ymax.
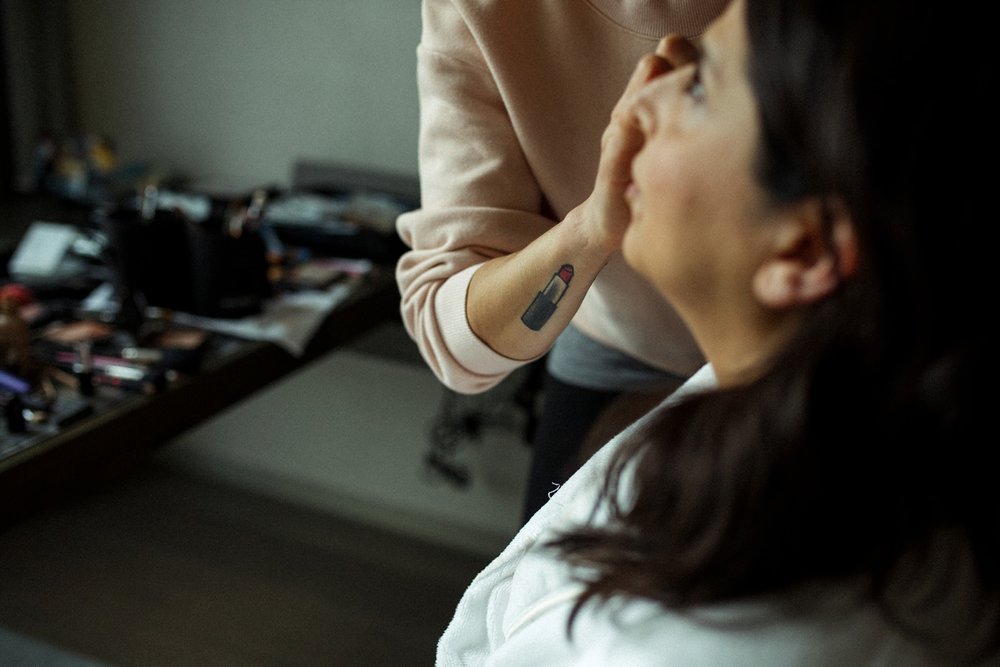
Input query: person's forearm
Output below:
<box><xmin>466</xmin><ymin>202</ymin><xmax>617</xmax><ymax>361</ymax></box>
<box><xmin>467</xmin><ymin>38</ymin><xmax>686</xmax><ymax>363</ymax></box>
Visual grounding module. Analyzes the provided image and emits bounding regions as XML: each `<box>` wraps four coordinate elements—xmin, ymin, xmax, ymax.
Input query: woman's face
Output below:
<box><xmin>622</xmin><ymin>0</ymin><xmax>776</xmax><ymax>334</ymax></box>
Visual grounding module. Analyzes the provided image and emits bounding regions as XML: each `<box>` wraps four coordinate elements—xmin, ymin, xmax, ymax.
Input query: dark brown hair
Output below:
<box><xmin>552</xmin><ymin>0</ymin><xmax>996</xmax><ymax>654</ymax></box>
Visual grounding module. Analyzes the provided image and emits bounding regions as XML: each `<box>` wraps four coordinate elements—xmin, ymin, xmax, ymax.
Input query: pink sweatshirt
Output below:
<box><xmin>397</xmin><ymin>0</ymin><xmax>725</xmax><ymax>394</ymax></box>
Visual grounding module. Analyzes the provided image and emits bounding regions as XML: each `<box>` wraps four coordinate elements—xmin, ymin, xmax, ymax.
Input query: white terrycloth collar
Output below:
<box><xmin>436</xmin><ymin>365</ymin><xmax>716</xmax><ymax>665</ymax></box>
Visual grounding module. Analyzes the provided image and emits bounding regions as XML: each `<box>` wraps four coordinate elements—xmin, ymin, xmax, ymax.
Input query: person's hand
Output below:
<box><xmin>581</xmin><ymin>36</ymin><xmax>699</xmax><ymax>252</ymax></box>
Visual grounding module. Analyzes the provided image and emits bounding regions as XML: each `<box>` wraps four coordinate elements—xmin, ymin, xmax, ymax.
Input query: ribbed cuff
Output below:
<box><xmin>585</xmin><ymin>0</ymin><xmax>726</xmax><ymax>37</ymax></box>
<box><xmin>434</xmin><ymin>264</ymin><xmax>527</xmax><ymax>376</ymax></box>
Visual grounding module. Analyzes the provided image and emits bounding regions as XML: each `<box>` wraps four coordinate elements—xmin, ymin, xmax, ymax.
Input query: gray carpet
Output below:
<box><xmin>0</xmin><ymin>459</ymin><xmax>488</xmax><ymax>666</ymax></box>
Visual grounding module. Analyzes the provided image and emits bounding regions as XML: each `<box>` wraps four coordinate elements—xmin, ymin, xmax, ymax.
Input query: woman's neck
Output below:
<box><xmin>695</xmin><ymin>308</ymin><xmax>802</xmax><ymax>389</ymax></box>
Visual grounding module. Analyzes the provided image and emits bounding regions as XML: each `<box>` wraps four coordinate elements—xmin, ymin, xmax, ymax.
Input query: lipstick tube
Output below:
<box><xmin>522</xmin><ymin>264</ymin><xmax>574</xmax><ymax>331</ymax></box>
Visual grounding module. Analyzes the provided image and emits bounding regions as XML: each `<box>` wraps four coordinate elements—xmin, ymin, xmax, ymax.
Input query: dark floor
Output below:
<box><xmin>0</xmin><ymin>458</ymin><xmax>489</xmax><ymax>666</ymax></box>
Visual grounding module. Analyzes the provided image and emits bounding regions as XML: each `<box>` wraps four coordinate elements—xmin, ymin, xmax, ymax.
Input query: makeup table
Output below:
<box><xmin>0</xmin><ymin>192</ymin><xmax>402</xmax><ymax>526</ymax></box>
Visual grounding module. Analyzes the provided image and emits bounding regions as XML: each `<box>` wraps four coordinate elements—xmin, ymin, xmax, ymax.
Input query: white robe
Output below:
<box><xmin>437</xmin><ymin>365</ymin><xmax>996</xmax><ymax>666</ymax></box>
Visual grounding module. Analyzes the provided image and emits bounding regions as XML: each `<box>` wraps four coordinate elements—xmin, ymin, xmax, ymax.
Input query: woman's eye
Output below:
<box><xmin>685</xmin><ymin>66</ymin><xmax>705</xmax><ymax>102</ymax></box>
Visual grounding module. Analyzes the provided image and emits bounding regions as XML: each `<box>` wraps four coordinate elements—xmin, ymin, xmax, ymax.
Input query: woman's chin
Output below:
<box><xmin>620</xmin><ymin>222</ymin><xmax>644</xmax><ymax>276</ymax></box>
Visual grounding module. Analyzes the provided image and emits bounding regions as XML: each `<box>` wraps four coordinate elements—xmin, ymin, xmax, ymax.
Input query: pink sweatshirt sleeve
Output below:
<box><xmin>396</xmin><ymin>0</ymin><xmax>553</xmax><ymax>394</ymax></box>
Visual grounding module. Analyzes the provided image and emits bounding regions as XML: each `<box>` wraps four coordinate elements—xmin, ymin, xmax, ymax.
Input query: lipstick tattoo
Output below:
<box><xmin>522</xmin><ymin>264</ymin><xmax>574</xmax><ymax>331</ymax></box>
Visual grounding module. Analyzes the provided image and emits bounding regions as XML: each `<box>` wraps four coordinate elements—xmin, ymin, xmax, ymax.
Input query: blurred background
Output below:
<box><xmin>3</xmin><ymin>0</ymin><xmax>421</xmax><ymax>192</ymax></box>
<box><xmin>0</xmin><ymin>2</ymin><xmax>534</xmax><ymax>664</ymax></box>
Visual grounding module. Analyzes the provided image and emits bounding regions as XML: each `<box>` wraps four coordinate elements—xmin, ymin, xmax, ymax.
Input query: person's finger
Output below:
<box><xmin>656</xmin><ymin>34</ymin><xmax>699</xmax><ymax>67</ymax></box>
<box><xmin>600</xmin><ymin>92</ymin><xmax>646</xmax><ymax>196</ymax></box>
<box><xmin>654</xmin><ymin>35</ymin><xmax>673</xmax><ymax>59</ymax></box>
<box><xmin>611</xmin><ymin>53</ymin><xmax>665</xmax><ymax>131</ymax></box>
<box><xmin>623</xmin><ymin>53</ymin><xmax>668</xmax><ymax>98</ymax></box>
<box><xmin>617</xmin><ymin>34</ymin><xmax>697</xmax><ymax>112</ymax></box>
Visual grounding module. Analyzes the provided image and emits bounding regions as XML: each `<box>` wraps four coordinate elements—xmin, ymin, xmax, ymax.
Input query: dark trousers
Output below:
<box><xmin>521</xmin><ymin>374</ymin><xmax>620</xmax><ymax>523</ymax></box>
<box><xmin>521</xmin><ymin>371</ymin><xmax>677</xmax><ymax>524</ymax></box>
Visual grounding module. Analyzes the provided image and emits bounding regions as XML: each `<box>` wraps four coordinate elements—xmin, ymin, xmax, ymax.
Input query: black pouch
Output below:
<box><xmin>184</xmin><ymin>221</ymin><xmax>269</xmax><ymax>319</ymax></box>
<box><xmin>96</xmin><ymin>205</ymin><xmax>269</xmax><ymax>318</ymax></box>
<box><xmin>96</xmin><ymin>206</ymin><xmax>196</xmax><ymax>313</ymax></box>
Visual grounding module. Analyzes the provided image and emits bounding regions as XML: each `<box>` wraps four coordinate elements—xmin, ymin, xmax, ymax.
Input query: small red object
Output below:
<box><xmin>0</xmin><ymin>283</ymin><xmax>35</xmax><ymax>307</ymax></box>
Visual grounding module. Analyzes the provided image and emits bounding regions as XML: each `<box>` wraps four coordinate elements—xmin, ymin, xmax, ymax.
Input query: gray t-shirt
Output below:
<box><xmin>547</xmin><ymin>324</ymin><xmax>686</xmax><ymax>393</ymax></box>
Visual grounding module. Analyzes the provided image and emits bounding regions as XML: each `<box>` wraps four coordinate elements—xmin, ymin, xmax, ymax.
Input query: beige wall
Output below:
<box><xmin>65</xmin><ymin>0</ymin><xmax>421</xmax><ymax>190</ymax></box>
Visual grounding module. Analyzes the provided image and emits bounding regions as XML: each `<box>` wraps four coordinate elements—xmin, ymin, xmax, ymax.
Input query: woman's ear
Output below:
<box><xmin>753</xmin><ymin>197</ymin><xmax>858</xmax><ymax>309</ymax></box>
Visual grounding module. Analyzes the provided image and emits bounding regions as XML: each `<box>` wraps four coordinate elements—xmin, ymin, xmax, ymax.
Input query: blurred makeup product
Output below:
<box><xmin>74</xmin><ymin>341</ymin><xmax>95</xmax><ymax>397</ymax></box>
<box><xmin>40</xmin><ymin>320</ymin><xmax>114</xmax><ymax>345</ymax></box>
